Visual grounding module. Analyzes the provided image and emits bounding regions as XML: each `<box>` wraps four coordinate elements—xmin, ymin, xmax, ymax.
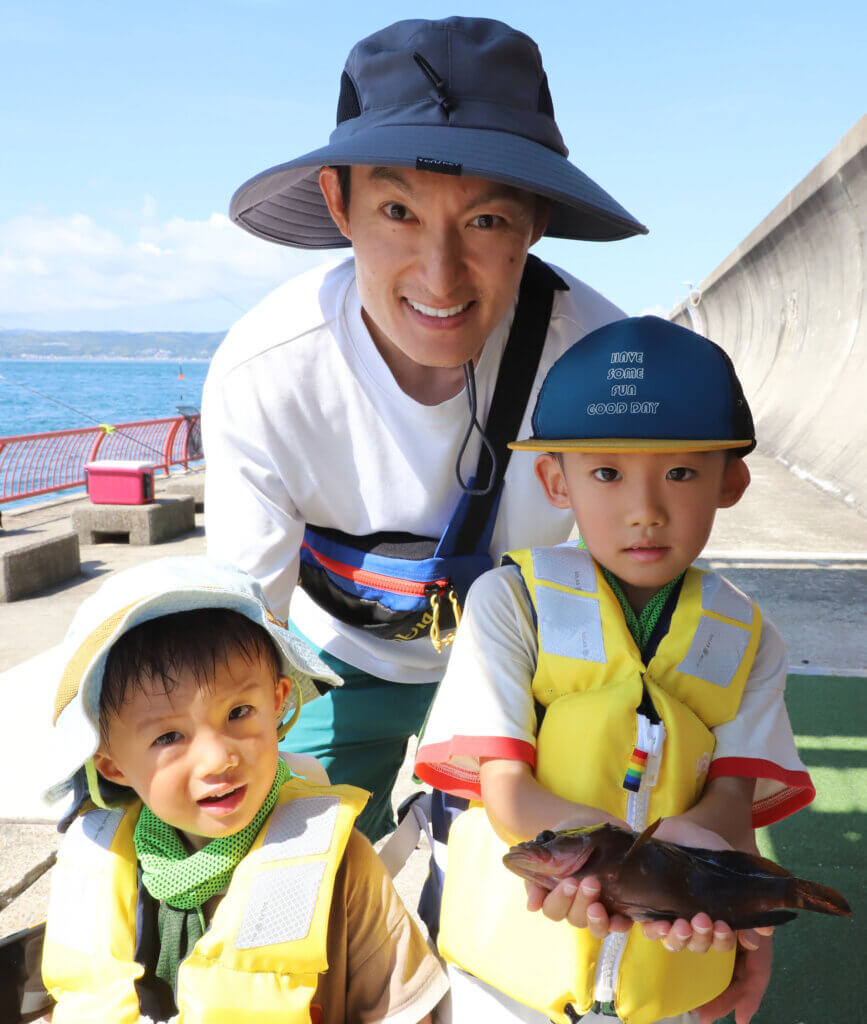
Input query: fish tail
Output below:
<box><xmin>792</xmin><ymin>878</ymin><xmax>852</xmax><ymax>917</ymax></box>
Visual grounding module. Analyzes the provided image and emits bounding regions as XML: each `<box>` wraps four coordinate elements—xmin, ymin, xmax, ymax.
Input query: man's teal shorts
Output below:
<box><xmin>281</xmin><ymin>634</ymin><xmax>439</xmax><ymax>842</ymax></box>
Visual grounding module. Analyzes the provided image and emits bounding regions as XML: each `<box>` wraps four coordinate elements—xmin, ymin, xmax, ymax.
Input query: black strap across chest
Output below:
<box><xmin>449</xmin><ymin>254</ymin><xmax>566</xmax><ymax>555</ymax></box>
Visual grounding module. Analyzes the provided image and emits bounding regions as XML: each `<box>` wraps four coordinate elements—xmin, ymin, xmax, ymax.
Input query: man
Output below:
<box><xmin>204</xmin><ymin>16</ymin><xmax>644</xmax><ymax>846</ymax></box>
<box><xmin>203</xmin><ymin>20</ymin><xmax>771</xmax><ymax>1020</ymax></box>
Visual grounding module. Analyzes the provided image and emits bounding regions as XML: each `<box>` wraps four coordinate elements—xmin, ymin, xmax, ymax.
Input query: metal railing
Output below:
<box><xmin>0</xmin><ymin>413</ymin><xmax>203</xmax><ymax>505</ymax></box>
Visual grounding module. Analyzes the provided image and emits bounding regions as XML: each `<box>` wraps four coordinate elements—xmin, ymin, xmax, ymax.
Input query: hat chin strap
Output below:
<box><xmin>277</xmin><ymin>677</ymin><xmax>303</xmax><ymax>741</ymax></box>
<box><xmin>455</xmin><ymin>361</ymin><xmax>497</xmax><ymax>495</ymax></box>
<box><xmin>84</xmin><ymin>757</ymin><xmax>127</xmax><ymax>810</ymax></box>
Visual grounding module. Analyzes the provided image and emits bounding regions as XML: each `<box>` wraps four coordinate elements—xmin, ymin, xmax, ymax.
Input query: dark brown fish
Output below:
<box><xmin>503</xmin><ymin>820</ymin><xmax>852</xmax><ymax>930</ymax></box>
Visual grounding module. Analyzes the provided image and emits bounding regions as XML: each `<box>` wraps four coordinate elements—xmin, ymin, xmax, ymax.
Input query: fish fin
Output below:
<box><xmin>793</xmin><ymin>879</ymin><xmax>852</xmax><ymax>917</ymax></box>
<box><xmin>627</xmin><ymin>908</ymin><xmax>800</xmax><ymax>929</ymax></box>
<box><xmin>739</xmin><ymin>853</ymin><xmax>794</xmax><ymax>878</ymax></box>
<box><xmin>727</xmin><ymin>910</ymin><xmax>799</xmax><ymax>930</ymax></box>
<box><xmin>628</xmin><ymin>908</ymin><xmax>678</xmax><ymax>923</ymax></box>
<box><xmin>682</xmin><ymin>846</ymin><xmax>794</xmax><ymax>879</ymax></box>
<box><xmin>622</xmin><ymin>818</ymin><xmax>662</xmax><ymax>865</ymax></box>
<box><xmin>558</xmin><ymin>823</ymin><xmax>607</xmax><ymax>839</ymax></box>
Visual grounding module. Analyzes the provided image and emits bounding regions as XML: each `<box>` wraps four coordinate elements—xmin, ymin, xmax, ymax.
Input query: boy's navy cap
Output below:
<box><xmin>230</xmin><ymin>16</ymin><xmax>647</xmax><ymax>249</ymax></box>
<box><xmin>510</xmin><ymin>316</ymin><xmax>756</xmax><ymax>454</ymax></box>
<box><xmin>44</xmin><ymin>557</ymin><xmax>341</xmax><ymax>805</ymax></box>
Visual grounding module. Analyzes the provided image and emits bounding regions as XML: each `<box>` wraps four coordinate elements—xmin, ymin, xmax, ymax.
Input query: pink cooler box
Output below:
<box><xmin>85</xmin><ymin>460</ymin><xmax>156</xmax><ymax>505</ymax></box>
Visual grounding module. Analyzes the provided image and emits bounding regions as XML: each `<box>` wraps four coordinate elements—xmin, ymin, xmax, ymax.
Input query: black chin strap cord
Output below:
<box><xmin>455</xmin><ymin>360</ymin><xmax>498</xmax><ymax>495</ymax></box>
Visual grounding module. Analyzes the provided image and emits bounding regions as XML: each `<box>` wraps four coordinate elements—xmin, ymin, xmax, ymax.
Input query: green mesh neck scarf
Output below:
<box><xmin>576</xmin><ymin>536</ymin><xmax>683</xmax><ymax>652</ymax></box>
<box><xmin>134</xmin><ymin>757</ymin><xmax>290</xmax><ymax>910</ymax></box>
<box><xmin>134</xmin><ymin>757</ymin><xmax>290</xmax><ymax>999</ymax></box>
<box><xmin>601</xmin><ymin>566</ymin><xmax>683</xmax><ymax>652</ymax></box>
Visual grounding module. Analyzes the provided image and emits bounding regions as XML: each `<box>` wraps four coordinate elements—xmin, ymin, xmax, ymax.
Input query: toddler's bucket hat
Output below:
<box><xmin>230</xmin><ymin>16</ymin><xmax>647</xmax><ymax>248</ymax></box>
<box><xmin>511</xmin><ymin>316</ymin><xmax>756</xmax><ymax>454</ymax></box>
<box><xmin>45</xmin><ymin>556</ymin><xmax>340</xmax><ymax>805</ymax></box>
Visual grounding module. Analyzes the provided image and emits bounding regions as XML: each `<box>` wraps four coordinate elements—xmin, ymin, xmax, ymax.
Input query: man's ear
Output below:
<box><xmin>319</xmin><ymin>167</ymin><xmax>351</xmax><ymax>241</ymax></box>
<box><xmin>718</xmin><ymin>456</ymin><xmax>751</xmax><ymax>509</ymax></box>
<box><xmin>92</xmin><ymin>749</ymin><xmax>130</xmax><ymax>788</ymax></box>
<box><xmin>530</xmin><ymin>197</ymin><xmax>552</xmax><ymax>247</ymax></box>
<box><xmin>534</xmin><ymin>453</ymin><xmax>571</xmax><ymax>509</ymax></box>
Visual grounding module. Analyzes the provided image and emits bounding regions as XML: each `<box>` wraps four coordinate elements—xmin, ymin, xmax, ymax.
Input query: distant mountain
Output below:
<box><xmin>0</xmin><ymin>330</ymin><xmax>226</xmax><ymax>359</ymax></box>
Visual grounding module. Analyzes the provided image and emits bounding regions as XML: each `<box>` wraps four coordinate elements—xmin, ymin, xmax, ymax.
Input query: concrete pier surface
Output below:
<box><xmin>0</xmin><ymin>455</ymin><xmax>865</xmax><ymax>950</ymax></box>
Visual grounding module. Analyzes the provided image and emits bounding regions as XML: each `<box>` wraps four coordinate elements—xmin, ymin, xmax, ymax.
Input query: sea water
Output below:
<box><xmin>0</xmin><ymin>359</ymin><xmax>209</xmax><ymax>438</ymax></box>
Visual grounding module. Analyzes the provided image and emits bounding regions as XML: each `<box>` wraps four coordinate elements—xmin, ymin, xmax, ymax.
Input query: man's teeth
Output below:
<box><xmin>407</xmin><ymin>299</ymin><xmax>470</xmax><ymax>318</ymax></box>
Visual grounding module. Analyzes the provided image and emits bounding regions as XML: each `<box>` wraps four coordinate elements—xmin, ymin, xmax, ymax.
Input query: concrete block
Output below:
<box><xmin>72</xmin><ymin>495</ymin><xmax>195</xmax><ymax>546</ymax></box>
<box><xmin>162</xmin><ymin>474</ymin><xmax>205</xmax><ymax>511</ymax></box>
<box><xmin>0</xmin><ymin>533</ymin><xmax>80</xmax><ymax>603</ymax></box>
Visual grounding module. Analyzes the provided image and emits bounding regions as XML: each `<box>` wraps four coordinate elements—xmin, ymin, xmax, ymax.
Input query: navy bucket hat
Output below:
<box><xmin>230</xmin><ymin>17</ymin><xmax>648</xmax><ymax>249</ymax></box>
<box><xmin>510</xmin><ymin>317</ymin><xmax>756</xmax><ymax>454</ymax></box>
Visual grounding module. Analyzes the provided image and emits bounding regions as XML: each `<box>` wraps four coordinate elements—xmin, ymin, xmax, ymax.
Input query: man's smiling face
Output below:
<box><xmin>319</xmin><ymin>165</ymin><xmax>549</xmax><ymax>401</ymax></box>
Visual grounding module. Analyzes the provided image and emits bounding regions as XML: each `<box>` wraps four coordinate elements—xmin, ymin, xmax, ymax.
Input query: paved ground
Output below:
<box><xmin>1</xmin><ymin>452</ymin><xmax>865</xmax><ymax>947</ymax></box>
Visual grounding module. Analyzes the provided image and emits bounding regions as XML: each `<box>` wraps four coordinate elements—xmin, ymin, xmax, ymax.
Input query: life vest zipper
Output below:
<box><xmin>301</xmin><ymin>542</ymin><xmax>450</xmax><ymax>598</ymax></box>
<box><xmin>593</xmin><ymin>685</ymin><xmax>667</xmax><ymax>1008</ymax></box>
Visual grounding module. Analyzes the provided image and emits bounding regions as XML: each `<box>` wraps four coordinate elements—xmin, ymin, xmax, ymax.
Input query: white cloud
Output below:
<box><xmin>0</xmin><ymin>205</ymin><xmax>334</xmax><ymax>325</ymax></box>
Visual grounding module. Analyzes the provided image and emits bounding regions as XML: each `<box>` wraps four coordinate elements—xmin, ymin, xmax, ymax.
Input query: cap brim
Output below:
<box><xmin>509</xmin><ymin>438</ymin><xmax>755</xmax><ymax>453</ymax></box>
<box><xmin>230</xmin><ymin>126</ymin><xmax>648</xmax><ymax>249</ymax></box>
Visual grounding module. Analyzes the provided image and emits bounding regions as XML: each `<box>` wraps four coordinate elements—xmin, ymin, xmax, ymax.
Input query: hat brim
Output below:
<box><xmin>509</xmin><ymin>438</ymin><xmax>755</xmax><ymax>453</ymax></box>
<box><xmin>230</xmin><ymin>126</ymin><xmax>648</xmax><ymax>249</ymax></box>
<box><xmin>45</xmin><ymin>584</ymin><xmax>342</xmax><ymax>805</ymax></box>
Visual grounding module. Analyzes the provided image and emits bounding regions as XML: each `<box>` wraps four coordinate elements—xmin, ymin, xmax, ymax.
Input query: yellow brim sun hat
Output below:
<box><xmin>45</xmin><ymin>556</ymin><xmax>341</xmax><ymax>807</ymax></box>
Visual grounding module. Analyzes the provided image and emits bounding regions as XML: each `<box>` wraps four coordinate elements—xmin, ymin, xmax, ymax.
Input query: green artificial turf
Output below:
<box><xmin>723</xmin><ymin>674</ymin><xmax>865</xmax><ymax>1023</ymax></box>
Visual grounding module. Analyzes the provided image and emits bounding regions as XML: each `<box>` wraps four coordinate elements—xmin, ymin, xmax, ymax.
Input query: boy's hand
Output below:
<box><xmin>696</xmin><ymin>935</ymin><xmax>773</xmax><ymax>1024</ymax></box>
<box><xmin>525</xmin><ymin>875</ymin><xmax>632</xmax><ymax>937</ymax></box>
<box><xmin>640</xmin><ymin>915</ymin><xmax>773</xmax><ymax>955</ymax></box>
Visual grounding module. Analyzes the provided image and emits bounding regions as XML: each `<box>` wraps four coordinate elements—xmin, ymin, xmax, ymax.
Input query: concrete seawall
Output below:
<box><xmin>672</xmin><ymin>115</ymin><xmax>867</xmax><ymax>516</ymax></box>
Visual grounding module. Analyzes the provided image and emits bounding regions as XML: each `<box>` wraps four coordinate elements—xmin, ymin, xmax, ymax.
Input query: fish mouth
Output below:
<box><xmin>502</xmin><ymin>852</ymin><xmax>559</xmax><ymax>890</ymax></box>
<box><xmin>503</xmin><ymin>841</ymin><xmax>598</xmax><ymax>888</ymax></box>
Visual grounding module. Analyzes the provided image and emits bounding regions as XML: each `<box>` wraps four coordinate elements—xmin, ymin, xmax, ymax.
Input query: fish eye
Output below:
<box><xmin>536</xmin><ymin>829</ymin><xmax>556</xmax><ymax>843</ymax></box>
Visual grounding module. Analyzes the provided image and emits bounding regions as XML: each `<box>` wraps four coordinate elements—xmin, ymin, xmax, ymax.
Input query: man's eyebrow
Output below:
<box><xmin>366</xmin><ymin>167</ymin><xmax>531</xmax><ymax>211</ymax></box>
<box><xmin>368</xmin><ymin>166</ymin><xmax>416</xmax><ymax>196</ymax></box>
<box><xmin>462</xmin><ymin>185</ymin><xmax>530</xmax><ymax>210</ymax></box>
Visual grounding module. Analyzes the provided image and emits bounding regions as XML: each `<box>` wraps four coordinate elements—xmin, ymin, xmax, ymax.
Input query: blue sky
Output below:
<box><xmin>2</xmin><ymin>1</ymin><xmax>864</xmax><ymax>332</ymax></box>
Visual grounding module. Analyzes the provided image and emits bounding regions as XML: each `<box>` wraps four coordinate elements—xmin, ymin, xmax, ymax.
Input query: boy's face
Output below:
<box><xmin>94</xmin><ymin>647</ymin><xmax>290</xmax><ymax>851</ymax></box>
<box><xmin>535</xmin><ymin>450</ymin><xmax>750</xmax><ymax>609</ymax></box>
<box><xmin>319</xmin><ymin>165</ymin><xmax>548</xmax><ymax>388</ymax></box>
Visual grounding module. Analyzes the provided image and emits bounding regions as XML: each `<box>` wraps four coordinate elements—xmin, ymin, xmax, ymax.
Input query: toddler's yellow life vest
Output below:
<box><xmin>42</xmin><ymin>777</ymin><xmax>368</xmax><ymax>1024</ymax></box>
<box><xmin>438</xmin><ymin>542</ymin><xmax>763</xmax><ymax>1024</ymax></box>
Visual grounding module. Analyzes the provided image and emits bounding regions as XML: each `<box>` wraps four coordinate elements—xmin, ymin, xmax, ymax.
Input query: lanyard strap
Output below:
<box><xmin>444</xmin><ymin>255</ymin><xmax>567</xmax><ymax>557</ymax></box>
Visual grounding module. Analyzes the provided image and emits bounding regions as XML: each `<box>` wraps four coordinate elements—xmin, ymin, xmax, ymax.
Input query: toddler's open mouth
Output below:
<box><xmin>197</xmin><ymin>784</ymin><xmax>247</xmax><ymax>815</ymax></box>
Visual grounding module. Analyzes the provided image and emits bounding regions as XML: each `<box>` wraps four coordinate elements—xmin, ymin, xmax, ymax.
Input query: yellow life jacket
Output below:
<box><xmin>42</xmin><ymin>777</ymin><xmax>368</xmax><ymax>1024</ymax></box>
<box><xmin>438</xmin><ymin>542</ymin><xmax>763</xmax><ymax>1024</ymax></box>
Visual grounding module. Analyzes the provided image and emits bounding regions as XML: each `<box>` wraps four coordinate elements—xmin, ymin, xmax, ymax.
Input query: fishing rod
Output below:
<box><xmin>0</xmin><ymin>372</ymin><xmax>192</xmax><ymax>463</ymax></box>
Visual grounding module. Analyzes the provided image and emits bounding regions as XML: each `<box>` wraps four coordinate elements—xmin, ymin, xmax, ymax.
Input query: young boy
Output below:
<box><xmin>415</xmin><ymin>317</ymin><xmax>814</xmax><ymax>1024</ymax></box>
<box><xmin>42</xmin><ymin>556</ymin><xmax>447</xmax><ymax>1024</ymax></box>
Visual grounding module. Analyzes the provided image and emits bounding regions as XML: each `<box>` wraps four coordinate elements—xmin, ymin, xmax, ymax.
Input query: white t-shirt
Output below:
<box><xmin>203</xmin><ymin>257</ymin><xmax>624</xmax><ymax>682</ymax></box>
<box><xmin>415</xmin><ymin>564</ymin><xmax>815</xmax><ymax>826</ymax></box>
